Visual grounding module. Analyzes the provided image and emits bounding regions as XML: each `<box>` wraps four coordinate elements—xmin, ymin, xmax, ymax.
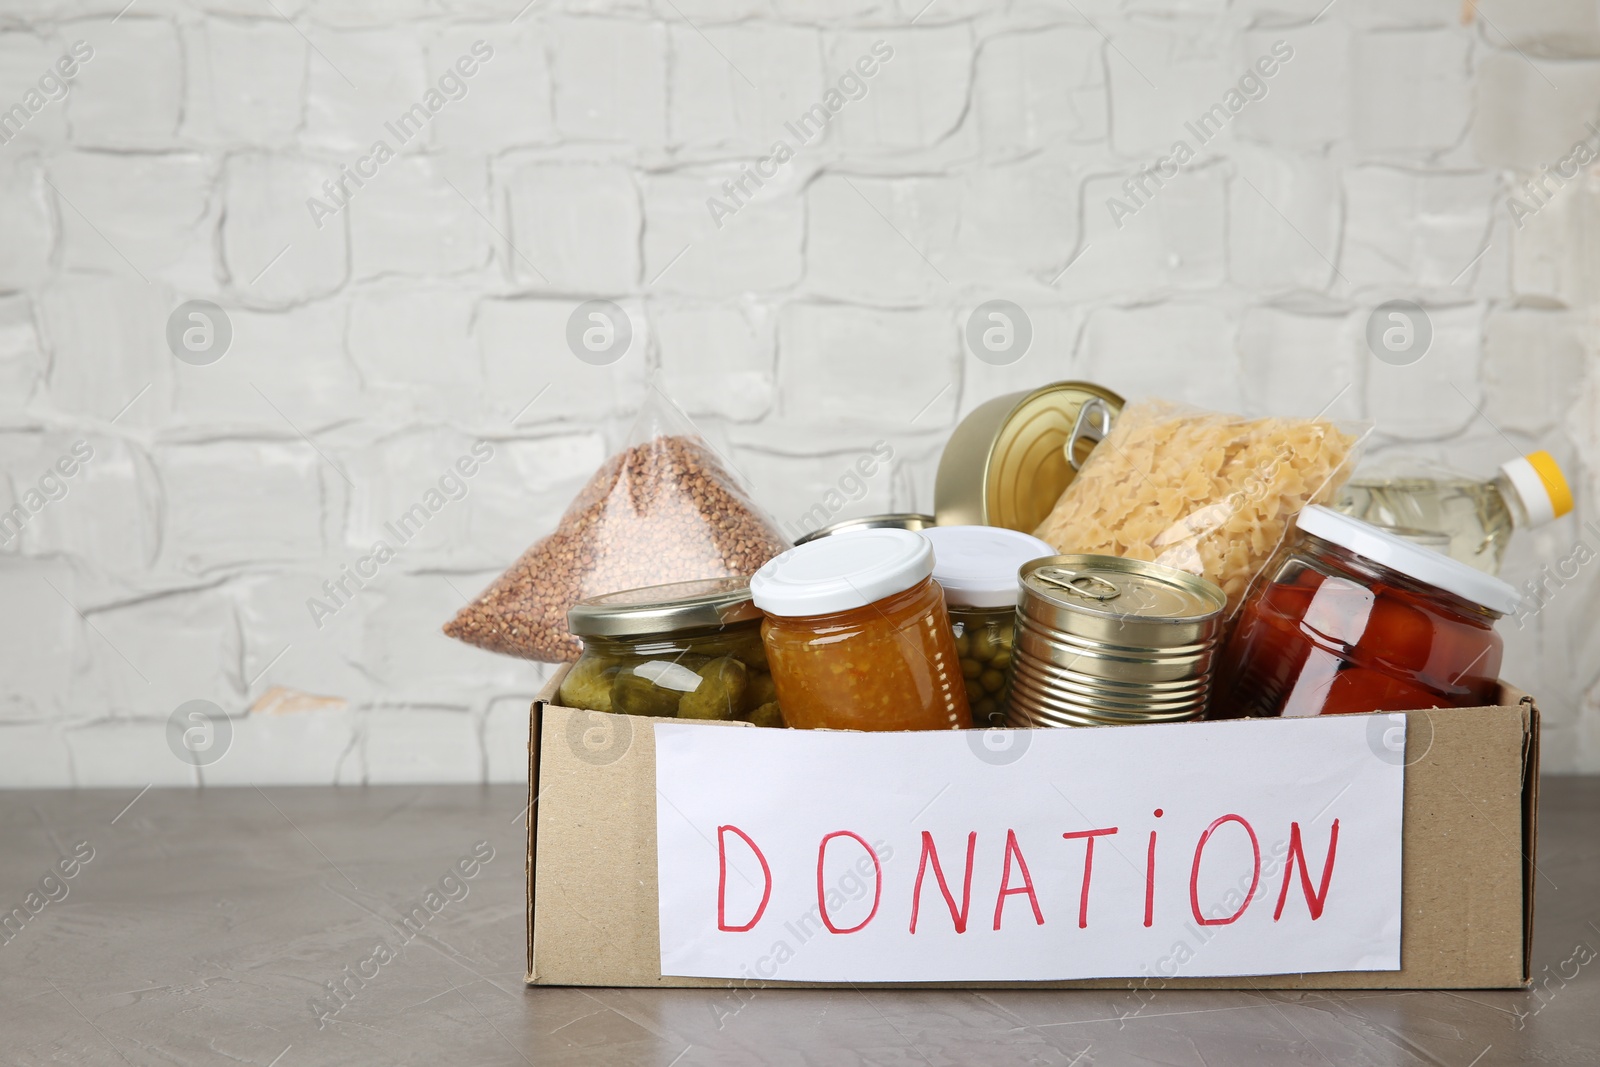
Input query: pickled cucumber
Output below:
<box><xmin>668</xmin><ymin>631</ymin><xmax>767</xmax><ymax>670</ymax></box>
<box><xmin>658</xmin><ymin>652</ymin><xmax>712</xmax><ymax>673</ymax></box>
<box><xmin>565</xmin><ymin>632</ymin><xmax>786</xmax><ymax>726</ymax></box>
<box><xmin>559</xmin><ymin>654</ymin><xmax>621</xmax><ymax>713</ymax></box>
<box><xmin>741</xmin><ymin>701</ymin><xmax>785</xmax><ymax>729</ymax></box>
<box><xmin>747</xmin><ymin>670</ymin><xmax>778</xmax><ymax>711</ymax></box>
<box><xmin>611</xmin><ymin>670</ymin><xmax>684</xmax><ymax>718</ymax></box>
<box><xmin>678</xmin><ymin>657</ymin><xmax>748</xmax><ymax>720</ymax></box>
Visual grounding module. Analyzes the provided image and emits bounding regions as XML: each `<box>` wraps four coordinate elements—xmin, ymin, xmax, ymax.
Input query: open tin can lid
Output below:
<box><xmin>934</xmin><ymin>381</ymin><xmax>1124</xmax><ymax>533</ymax></box>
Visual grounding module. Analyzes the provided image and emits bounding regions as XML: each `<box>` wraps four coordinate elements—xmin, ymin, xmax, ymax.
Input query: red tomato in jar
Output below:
<box><xmin>1361</xmin><ymin>588</ymin><xmax>1437</xmax><ymax>674</ymax></box>
<box><xmin>1317</xmin><ymin>666</ymin><xmax>1446</xmax><ymax>716</ymax></box>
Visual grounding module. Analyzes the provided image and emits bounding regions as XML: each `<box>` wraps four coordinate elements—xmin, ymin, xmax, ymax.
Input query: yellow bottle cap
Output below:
<box><xmin>1501</xmin><ymin>451</ymin><xmax>1573</xmax><ymax>524</ymax></box>
<box><xmin>1527</xmin><ymin>451</ymin><xmax>1574</xmax><ymax>519</ymax></box>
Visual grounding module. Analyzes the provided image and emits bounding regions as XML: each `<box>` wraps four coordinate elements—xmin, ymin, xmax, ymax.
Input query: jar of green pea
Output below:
<box><xmin>919</xmin><ymin>526</ymin><xmax>1056</xmax><ymax>728</ymax></box>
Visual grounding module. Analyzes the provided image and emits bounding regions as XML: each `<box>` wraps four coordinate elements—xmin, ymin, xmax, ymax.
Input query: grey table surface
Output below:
<box><xmin>1</xmin><ymin>780</ymin><xmax>1595</xmax><ymax>1067</ymax></box>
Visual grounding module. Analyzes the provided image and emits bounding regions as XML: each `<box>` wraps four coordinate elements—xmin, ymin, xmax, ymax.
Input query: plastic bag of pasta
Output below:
<box><xmin>1032</xmin><ymin>399</ymin><xmax>1367</xmax><ymax>613</ymax></box>
<box><xmin>443</xmin><ymin>390</ymin><xmax>790</xmax><ymax>662</ymax></box>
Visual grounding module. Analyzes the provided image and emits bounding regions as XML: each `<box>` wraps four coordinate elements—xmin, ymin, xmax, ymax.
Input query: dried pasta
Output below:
<box><xmin>1033</xmin><ymin>400</ymin><xmax>1363</xmax><ymax>613</ymax></box>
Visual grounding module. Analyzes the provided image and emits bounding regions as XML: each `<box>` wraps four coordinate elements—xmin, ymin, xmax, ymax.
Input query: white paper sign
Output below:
<box><xmin>655</xmin><ymin>716</ymin><xmax>1405</xmax><ymax>983</ymax></box>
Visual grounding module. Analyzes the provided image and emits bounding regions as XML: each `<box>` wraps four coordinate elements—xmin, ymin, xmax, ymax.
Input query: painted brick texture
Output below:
<box><xmin>0</xmin><ymin>0</ymin><xmax>1595</xmax><ymax>784</ymax></box>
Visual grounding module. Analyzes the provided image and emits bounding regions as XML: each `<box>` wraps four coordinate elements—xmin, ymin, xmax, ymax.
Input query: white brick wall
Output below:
<box><xmin>1</xmin><ymin>0</ymin><xmax>1596</xmax><ymax>784</ymax></box>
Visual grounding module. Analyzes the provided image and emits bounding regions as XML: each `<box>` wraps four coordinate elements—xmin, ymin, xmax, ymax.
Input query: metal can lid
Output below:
<box><xmin>794</xmin><ymin>513</ymin><xmax>935</xmax><ymax>545</ymax></box>
<box><xmin>568</xmin><ymin>576</ymin><xmax>761</xmax><ymax>637</ymax></box>
<box><xmin>1019</xmin><ymin>555</ymin><xmax>1226</xmax><ymax>625</ymax></box>
<box><xmin>934</xmin><ymin>381</ymin><xmax>1124</xmax><ymax>533</ymax></box>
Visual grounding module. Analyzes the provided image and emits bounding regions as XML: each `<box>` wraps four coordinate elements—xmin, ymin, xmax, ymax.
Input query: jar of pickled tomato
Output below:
<box><xmin>1217</xmin><ymin>505</ymin><xmax>1521</xmax><ymax>718</ymax></box>
<box><xmin>750</xmin><ymin>528</ymin><xmax>973</xmax><ymax>731</ymax></box>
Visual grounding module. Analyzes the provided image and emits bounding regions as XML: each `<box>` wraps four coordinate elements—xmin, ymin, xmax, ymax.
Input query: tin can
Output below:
<box><xmin>794</xmin><ymin>513</ymin><xmax>936</xmax><ymax>545</ymax></box>
<box><xmin>934</xmin><ymin>382</ymin><xmax>1123</xmax><ymax>534</ymax></box>
<box><xmin>1005</xmin><ymin>555</ymin><xmax>1226</xmax><ymax>728</ymax></box>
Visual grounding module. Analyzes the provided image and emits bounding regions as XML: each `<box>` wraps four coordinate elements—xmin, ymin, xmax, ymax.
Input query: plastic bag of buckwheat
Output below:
<box><xmin>443</xmin><ymin>389</ymin><xmax>791</xmax><ymax>663</ymax></box>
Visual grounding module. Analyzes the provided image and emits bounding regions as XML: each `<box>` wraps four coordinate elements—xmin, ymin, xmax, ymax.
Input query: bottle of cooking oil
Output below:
<box><xmin>1334</xmin><ymin>451</ymin><xmax>1573</xmax><ymax>575</ymax></box>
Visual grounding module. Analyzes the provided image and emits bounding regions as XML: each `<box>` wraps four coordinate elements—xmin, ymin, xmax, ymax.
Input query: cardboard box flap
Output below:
<box><xmin>525</xmin><ymin>686</ymin><xmax>543</xmax><ymax>986</ymax></box>
<box><xmin>1514</xmin><ymin>687</ymin><xmax>1540</xmax><ymax>985</ymax></box>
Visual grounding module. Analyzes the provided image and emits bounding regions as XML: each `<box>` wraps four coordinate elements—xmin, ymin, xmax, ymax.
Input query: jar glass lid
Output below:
<box><xmin>920</xmin><ymin>525</ymin><xmax>1056</xmax><ymax>608</ymax></box>
<box><xmin>568</xmin><ymin>576</ymin><xmax>761</xmax><ymax>637</ymax></box>
<box><xmin>1295</xmin><ymin>505</ymin><xmax>1521</xmax><ymax>615</ymax></box>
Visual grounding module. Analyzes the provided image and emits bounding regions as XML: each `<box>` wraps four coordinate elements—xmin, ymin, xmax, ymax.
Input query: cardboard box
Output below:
<box><xmin>524</xmin><ymin>668</ymin><xmax>1538</xmax><ymax>990</ymax></box>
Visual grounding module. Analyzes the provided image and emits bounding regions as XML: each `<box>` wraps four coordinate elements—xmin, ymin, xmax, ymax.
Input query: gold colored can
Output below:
<box><xmin>1005</xmin><ymin>554</ymin><xmax>1225</xmax><ymax>728</ymax></box>
<box><xmin>934</xmin><ymin>381</ymin><xmax>1123</xmax><ymax>534</ymax></box>
<box><xmin>793</xmin><ymin>513</ymin><xmax>935</xmax><ymax>545</ymax></box>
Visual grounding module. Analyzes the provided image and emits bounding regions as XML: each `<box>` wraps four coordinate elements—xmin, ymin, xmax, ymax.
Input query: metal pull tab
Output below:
<box><xmin>1034</xmin><ymin>567</ymin><xmax>1121</xmax><ymax>602</ymax></box>
<box><xmin>1064</xmin><ymin>398</ymin><xmax>1113</xmax><ymax>472</ymax></box>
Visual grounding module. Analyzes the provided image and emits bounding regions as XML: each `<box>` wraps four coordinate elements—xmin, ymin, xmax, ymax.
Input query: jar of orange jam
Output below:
<box><xmin>1217</xmin><ymin>506</ymin><xmax>1521</xmax><ymax>718</ymax></box>
<box><xmin>750</xmin><ymin>528</ymin><xmax>973</xmax><ymax>731</ymax></box>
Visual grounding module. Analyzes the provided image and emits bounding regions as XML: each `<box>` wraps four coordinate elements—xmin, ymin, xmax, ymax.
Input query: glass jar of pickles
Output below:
<box><xmin>1217</xmin><ymin>506</ymin><xmax>1519</xmax><ymax>719</ymax></box>
<box><xmin>559</xmin><ymin>578</ymin><xmax>784</xmax><ymax>727</ymax></box>
<box><xmin>920</xmin><ymin>526</ymin><xmax>1055</xmax><ymax>727</ymax></box>
<box><xmin>750</xmin><ymin>529</ymin><xmax>971</xmax><ymax>732</ymax></box>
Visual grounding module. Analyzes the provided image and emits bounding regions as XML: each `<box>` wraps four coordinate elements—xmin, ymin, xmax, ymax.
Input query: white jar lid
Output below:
<box><xmin>1295</xmin><ymin>505</ymin><xmax>1521</xmax><ymax>615</ymax></box>
<box><xmin>750</xmin><ymin>527</ymin><xmax>934</xmax><ymax>617</ymax></box>
<box><xmin>919</xmin><ymin>525</ymin><xmax>1056</xmax><ymax>608</ymax></box>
